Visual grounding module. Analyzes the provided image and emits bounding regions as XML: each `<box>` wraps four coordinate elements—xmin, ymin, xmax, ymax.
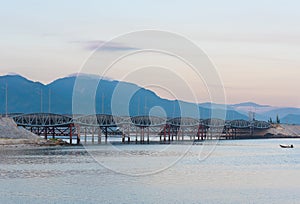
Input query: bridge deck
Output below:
<box><xmin>12</xmin><ymin>113</ymin><xmax>271</xmax><ymax>144</ymax></box>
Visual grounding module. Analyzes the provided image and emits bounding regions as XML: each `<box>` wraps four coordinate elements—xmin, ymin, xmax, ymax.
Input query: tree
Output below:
<box><xmin>269</xmin><ymin>117</ymin><xmax>273</xmax><ymax>124</ymax></box>
<box><xmin>276</xmin><ymin>114</ymin><xmax>280</xmax><ymax>124</ymax></box>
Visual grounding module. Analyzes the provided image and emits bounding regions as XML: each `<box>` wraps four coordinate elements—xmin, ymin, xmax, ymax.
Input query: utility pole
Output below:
<box><xmin>5</xmin><ymin>82</ymin><xmax>8</xmax><ymax>117</ymax></box>
<box><xmin>144</xmin><ymin>97</ymin><xmax>147</xmax><ymax>115</ymax></box>
<box><xmin>48</xmin><ymin>88</ymin><xmax>51</xmax><ymax>113</ymax></box>
<box><xmin>138</xmin><ymin>97</ymin><xmax>140</xmax><ymax>116</ymax></box>
<box><xmin>102</xmin><ymin>93</ymin><xmax>104</xmax><ymax>114</ymax></box>
<box><xmin>173</xmin><ymin>102</ymin><xmax>175</xmax><ymax>118</ymax></box>
<box><xmin>40</xmin><ymin>88</ymin><xmax>43</xmax><ymax>113</ymax></box>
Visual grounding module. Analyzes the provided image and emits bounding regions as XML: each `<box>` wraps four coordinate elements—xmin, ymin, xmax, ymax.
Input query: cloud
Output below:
<box><xmin>71</xmin><ymin>40</ymin><xmax>138</xmax><ymax>52</ymax></box>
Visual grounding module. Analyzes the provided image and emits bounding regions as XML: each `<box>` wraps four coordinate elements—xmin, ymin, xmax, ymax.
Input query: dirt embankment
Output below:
<box><xmin>0</xmin><ymin>117</ymin><xmax>70</xmax><ymax>146</ymax></box>
<box><xmin>260</xmin><ymin>124</ymin><xmax>300</xmax><ymax>138</ymax></box>
<box><xmin>0</xmin><ymin>117</ymin><xmax>40</xmax><ymax>145</ymax></box>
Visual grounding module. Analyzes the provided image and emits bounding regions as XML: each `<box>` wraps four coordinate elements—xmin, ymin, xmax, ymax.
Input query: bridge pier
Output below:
<box><xmin>44</xmin><ymin>127</ymin><xmax>48</xmax><ymax>140</ymax></box>
<box><xmin>12</xmin><ymin>114</ymin><xmax>271</xmax><ymax>144</ymax></box>
<box><xmin>147</xmin><ymin>127</ymin><xmax>150</xmax><ymax>144</ymax></box>
<box><xmin>69</xmin><ymin>124</ymin><xmax>73</xmax><ymax>144</ymax></box>
<box><xmin>84</xmin><ymin>127</ymin><xmax>87</xmax><ymax>143</ymax></box>
<box><xmin>52</xmin><ymin>127</ymin><xmax>55</xmax><ymax>139</ymax></box>
<box><xmin>141</xmin><ymin>127</ymin><xmax>144</xmax><ymax>144</ymax></box>
<box><xmin>127</xmin><ymin>126</ymin><xmax>130</xmax><ymax>143</ymax></box>
<box><xmin>98</xmin><ymin>127</ymin><xmax>102</xmax><ymax>144</ymax></box>
<box><xmin>105</xmin><ymin>127</ymin><xmax>108</xmax><ymax>144</ymax></box>
<box><xmin>91</xmin><ymin>127</ymin><xmax>95</xmax><ymax>144</ymax></box>
<box><xmin>76</xmin><ymin>125</ymin><xmax>80</xmax><ymax>144</ymax></box>
<box><xmin>135</xmin><ymin>127</ymin><xmax>138</xmax><ymax>144</ymax></box>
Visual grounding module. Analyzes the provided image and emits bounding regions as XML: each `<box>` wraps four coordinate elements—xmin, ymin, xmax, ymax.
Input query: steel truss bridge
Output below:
<box><xmin>12</xmin><ymin>113</ymin><xmax>271</xmax><ymax>144</ymax></box>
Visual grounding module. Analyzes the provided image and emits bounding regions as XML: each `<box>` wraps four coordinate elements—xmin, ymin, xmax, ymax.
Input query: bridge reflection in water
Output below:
<box><xmin>12</xmin><ymin>113</ymin><xmax>271</xmax><ymax>144</ymax></box>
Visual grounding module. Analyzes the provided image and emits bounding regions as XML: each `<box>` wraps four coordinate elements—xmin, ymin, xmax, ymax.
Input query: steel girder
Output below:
<box><xmin>12</xmin><ymin>113</ymin><xmax>271</xmax><ymax>129</ymax></box>
<box><xmin>13</xmin><ymin>113</ymin><xmax>73</xmax><ymax>127</ymax></box>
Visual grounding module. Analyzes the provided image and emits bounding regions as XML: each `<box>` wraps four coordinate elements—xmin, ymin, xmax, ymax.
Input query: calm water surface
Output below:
<box><xmin>0</xmin><ymin>139</ymin><xmax>300</xmax><ymax>204</ymax></box>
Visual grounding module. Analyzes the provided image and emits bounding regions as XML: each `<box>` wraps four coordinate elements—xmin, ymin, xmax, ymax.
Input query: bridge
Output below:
<box><xmin>11</xmin><ymin>113</ymin><xmax>271</xmax><ymax>144</ymax></box>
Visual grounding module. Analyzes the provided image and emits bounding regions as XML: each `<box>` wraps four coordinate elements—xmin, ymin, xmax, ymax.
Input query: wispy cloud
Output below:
<box><xmin>71</xmin><ymin>40</ymin><xmax>138</xmax><ymax>52</ymax></box>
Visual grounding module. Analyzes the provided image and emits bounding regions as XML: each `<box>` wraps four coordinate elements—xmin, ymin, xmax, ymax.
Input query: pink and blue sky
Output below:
<box><xmin>1</xmin><ymin>0</ymin><xmax>300</xmax><ymax>107</ymax></box>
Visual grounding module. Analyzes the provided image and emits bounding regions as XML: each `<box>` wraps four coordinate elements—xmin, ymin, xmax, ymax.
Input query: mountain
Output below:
<box><xmin>263</xmin><ymin>108</ymin><xmax>300</xmax><ymax>119</ymax></box>
<box><xmin>0</xmin><ymin>74</ymin><xmax>247</xmax><ymax>120</ymax></box>
<box><xmin>231</xmin><ymin>102</ymin><xmax>270</xmax><ymax>108</ymax></box>
<box><xmin>281</xmin><ymin>114</ymin><xmax>300</xmax><ymax>125</ymax></box>
<box><xmin>0</xmin><ymin>75</ymin><xmax>44</xmax><ymax>113</ymax></box>
<box><xmin>229</xmin><ymin>102</ymin><xmax>300</xmax><ymax>124</ymax></box>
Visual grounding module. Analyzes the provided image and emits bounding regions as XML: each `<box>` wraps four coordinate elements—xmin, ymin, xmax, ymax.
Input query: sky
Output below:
<box><xmin>1</xmin><ymin>0</ymin><xmax>300</xmax><ymax>107</ymax></box>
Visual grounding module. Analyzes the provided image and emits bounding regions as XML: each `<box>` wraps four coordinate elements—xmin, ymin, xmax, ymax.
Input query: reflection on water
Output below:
<box><xmin>1</xmin><ymin>139</ymin><xmax>300</xmax><ymax>203</ymax></box>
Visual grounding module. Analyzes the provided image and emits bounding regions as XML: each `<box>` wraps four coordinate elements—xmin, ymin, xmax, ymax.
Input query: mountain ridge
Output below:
<box><xmin>1</xmin><ymin>74</ymin><xmax>299</xmax><ymax>123</ymax></box>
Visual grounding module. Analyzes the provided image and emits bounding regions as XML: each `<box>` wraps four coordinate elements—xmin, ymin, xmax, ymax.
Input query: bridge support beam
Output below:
<box><xmin>45</xmin><ymin>127</ymin><xmax>48</xmax><ymax>140</ymax></box>
<box><xmin>105</xmin><ymin>127</ymin><xmax>108</xmax><ymax>144</ymax></box>
<box><xmin>76</xmin><ymin>125</ymin><xmax>80</xmax><ymax>144</ymax></box>
<box><xmin>98</xmin><ymin>127</ymin><xmax>102</xmax><ymax>144</ymax></box>
<box><xmin>69</xmin><ymin>124</ymin><xmax>73</xmax><ymax>144</ymax></box>
<box><xmin>84</xmin><ymin>127</ymin><xmax>87</xmax><ymax>143</ymax></box>
<box><xmin>92</xmin><ymin>127</ymin><xmax>95</xmax><ymax>144</ymax></box>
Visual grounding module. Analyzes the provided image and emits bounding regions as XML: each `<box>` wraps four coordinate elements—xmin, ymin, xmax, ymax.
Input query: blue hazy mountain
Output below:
<box><xmin>0</xmin><ymin>74</ymin><xmax>248</xmax><ymax>119</ymax></box>
<box><xmin>231</xmin><ymin>102</ymin><xmax>271</xmax><ymax>108</ymax></box>
<box><xmin>281</xmin><ymin>114</ymin><xmax>300</xmax><ymax>125</ymax></box>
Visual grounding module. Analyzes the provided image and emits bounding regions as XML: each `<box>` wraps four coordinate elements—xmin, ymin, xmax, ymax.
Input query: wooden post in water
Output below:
<box><xmin>163</xmin><ymin>125</ymin><xmax>166</xmax><ymax>142</ymax></box>
<box><xmin>51</xmin><ymin>127</ymin><xmax>54</xmax><ymax>139</ymax></box>
<box><xmin>98</xmin><ymin>127</ymin><xmax>102</xmax><ymax>144</ymax></box>
<box><xmin>127</xmin><ymin>126</ymin><xmax>130</xmax><ymax>143</ymax></box>
<box><xmin>135</xmin><ymin>126</ymin><xmax>138</xmax><ymax>144</ymax></box>
<box><xmin>140</xmin><ymin>127</ymin><xmax>143</xmax><ymax>144</ymax></box>
<box><xmin>105</xmin><ymin>127</ymin><xmax>108</xmax><ymax>144</ymax></box>
<box><xmin>147</xmin><ymin>127</ymin><xmax>150</xmax><ymax>144</ymax></box>
<box><xmin>69</xmin><ymin>124</ymin><xmax>73</xmax><ymax>144</ymax></box>
<box><xmin>122</xmin><ymin>134</ymin><xmax>125</xmax><ymax>143</ymax></box>
<box><xmin>167</xmin><ymin>125</ymin><xmax>170</xmax><ymax>141</ymax></box>
<box><xmin>92</xmin><ymin>127</ymin><xmax>95</xmax><ymax>144</ymax></box>
<box><xmin>76</xmin><ymin>125</ymin><xmax>80</xmax><ymax>144</ymax></box>
<box><xmin>84</xmin><ymin>127</ymin><xmax>87</xmax><ymax>143</ymax></box>
<box><xmin>193</xmin><ymin>127</ymin><xmax>196</xmax><ymax>141</ymax></box>
<box><xmin>45</xmin><ymin>127</ymin><xmax>48</xmax><ymax>140</ymax></box>
<box><xmin>139</xmin><ymin>127</ymin><xmax>142</xmax><ymax>143</ymax></box>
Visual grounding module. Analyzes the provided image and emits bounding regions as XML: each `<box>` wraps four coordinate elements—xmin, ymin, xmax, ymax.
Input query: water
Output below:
<box><xmin>1</xmin><ymin>139</ymin><xmax>300</xmax><ymax>203</ymax></box>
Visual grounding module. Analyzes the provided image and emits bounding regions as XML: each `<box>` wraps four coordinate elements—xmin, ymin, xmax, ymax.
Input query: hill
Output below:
<box><xmin>0</xmin><ymin>74</ymin><xmax>247</xmax><ymax>120</ymax></box>
<box><xmin>281</xmin><ymin>114</ymin><xmax>300</xmax><ymax>125</ymax></box>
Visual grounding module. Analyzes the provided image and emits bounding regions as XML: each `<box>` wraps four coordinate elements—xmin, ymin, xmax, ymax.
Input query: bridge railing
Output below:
<box><xmin>12</xmin><ymin>113</ymin><xmax>271</xmax><ymax>129</ymax></box>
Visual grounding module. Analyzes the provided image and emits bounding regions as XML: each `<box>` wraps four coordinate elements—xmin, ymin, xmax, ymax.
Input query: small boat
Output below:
<box><xmin>279</xmin><ymin>144</ymin><xmax>294</xmax><ymax>148</ymax></box>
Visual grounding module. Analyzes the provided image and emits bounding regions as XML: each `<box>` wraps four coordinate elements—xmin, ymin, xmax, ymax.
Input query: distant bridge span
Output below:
<box><xmin>12</xmin><ymin>113</ymin><xmax>271</xmax><ymax>144</ymax></box>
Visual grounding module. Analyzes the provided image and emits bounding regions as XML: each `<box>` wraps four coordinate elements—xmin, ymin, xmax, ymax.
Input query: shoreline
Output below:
<box><xmin>1</xmin><ymin>135</ymin><xmax>299</xmax><ymax>149</ymax></box>
<box><xmin>0</xmin><ymin>138</ymin><xmax>71</xmax><ymax>148</ymax></box>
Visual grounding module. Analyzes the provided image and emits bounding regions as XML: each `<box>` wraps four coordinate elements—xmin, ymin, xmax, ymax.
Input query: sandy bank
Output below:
<box><xmin>259</xmin><ymin>124</ymin><xmax>300</xmax><ymax>137</ymax></box>
<box><xmin>0</xmin><ymin>117</ymin><xmax>39</xmax><ymax>139</ymax></box>
<box><xmin>0</xmin><ymin>117</ymin><xmax>70</xmax><ymax>147</ymax></box>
